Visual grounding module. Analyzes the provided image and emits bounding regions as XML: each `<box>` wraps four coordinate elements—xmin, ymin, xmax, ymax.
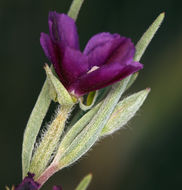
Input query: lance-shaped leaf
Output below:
<box><xmin>134</xmin><ymin>12</ymin><xmax>165</xmax><ymax>62</ymax></box>
<box><xmin>68</xmin><ymin>0</ymin><xmax>85</xmax><ymax>20</ymax></box>
<box><xmin>54</xmin><ymin>76</ymin><xmax>130</xmax><ymax>168</ymax></box>
<box><xmin>126</xmin><ymin>13</ymin><xmax>165</xmax><ymax>89</ymax></box>
<box><xmin>75</xmin><ymin>174</ymin><xmax>92</xmax><ymax>190</ymax></box>
<box><xmin>54</xmin><ymin>102</ymin><xmax>101</xmax><ymax>158</ymax></box>
<box><xmin>101</xmin><ymin>88</ymin><xmax>150</xmax><ymax>136</ymax></box>
<box><xmin>22</xmin><ymin>79</ymin><xmax>51</xmax><ymax>177</ymax></box>
<box><xmin>45</xmin><ymin>64</ymin><xmax>75</xmax><ymax>106</ymax></box>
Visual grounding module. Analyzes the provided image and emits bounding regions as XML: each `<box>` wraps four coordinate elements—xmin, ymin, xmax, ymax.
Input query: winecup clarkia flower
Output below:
<box><xmin>40</xmin><ymin>11</ymin><xmax>143</xmax><ymax>97</ymax></box>
<box><xmin>14</xmin><ymin>173</ymin><xmax>62</xmax><ymax>190</ymax></box>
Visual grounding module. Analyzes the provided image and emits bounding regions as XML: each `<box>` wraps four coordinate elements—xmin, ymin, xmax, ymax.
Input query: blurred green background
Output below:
<box><xmin>1</xmin><ymin>0</ymin><xmax>182</xmax><ymax>189</ymax></box>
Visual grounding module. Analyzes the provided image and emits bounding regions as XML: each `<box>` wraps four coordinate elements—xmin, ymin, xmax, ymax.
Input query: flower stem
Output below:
<box><xmin>29</xmin><ymin>105</ymin><xmax>72</xmax><ymax>179</ymax></box>
<box><xmin>37</xmin><ymin>164</ymin><xmax>59</xmax><ymax>187</ymax></box>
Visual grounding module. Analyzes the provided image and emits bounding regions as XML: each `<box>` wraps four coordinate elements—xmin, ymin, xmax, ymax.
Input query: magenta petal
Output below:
<box><xmin>15</xmin><ymin>173</ymin><xmax>40</xmax><ymax>190</ymax></box>
<box><xmin>106</xmin><ymin>38</ymin><xmax>135</xmax><ymax>65</ymax></box>
<box><xmin>69</xmin><ymin>61</ymin><xmax>143</xmax><ymax>97</ymax></box>
<box><xmin>40</xmin><ymin>32</ymin><xmax>67</xmax><ymax>86</ymax></box>
<box><xmin>60</xmin><ymin>47</ymin><xmax>89</xmax><ymax>85</ymax></box>
<box><xmin>83</xmin><ymin>33</ymin><xmax>124</xmax><ymax>68</ymax></box>
<box><xmin>48</xmin><ymin>11</ymin><xmax>79</xmax><ymax>50</ymax></box>
<box><xmin>40</xmin><ymin>32</ymin><xmax>59</xmax><ymax>65</ymax></box>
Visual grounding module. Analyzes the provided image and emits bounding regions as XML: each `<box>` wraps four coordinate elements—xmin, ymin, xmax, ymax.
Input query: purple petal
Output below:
<box><xmin>40</xmin><ymin>32</ymin><xmax>67</xmax><ymax>86</ymax></box>
<box><xmin>106</xmin><ymin>37</ymin><xmax>135</xmax><ymax>65</ymax></box>
<box><xmin>15</xmin><ymin>173</ymin><xmax>40</xmax><ymax>190</ymax></box>
<box><xmin>83</xmin><ymin>33</ymin><xmax>124</xmax><ymax>68</ymax></box>
<box><xmin>48</xmin><ymin>12</ymin><xmax>79</xmax><ymax>50</ymax></box>
<box><xmin>52</xmin><ymin>186</ymin><xmax>62</xmax><ymax>190</ymax></box>
<box><xmin>60</xmin><ymin>46</ymin><xmax>89</xmax><ymax>86</ymax></box>
<box><xmin>40</xmin><ymin>32</ymin><xmax>59</xmax><ymax>65</ymax></box>
<box><xmin>69</xmin><ymin>61</ymin><xmax>143</xmax><ymax>97</ymax></box>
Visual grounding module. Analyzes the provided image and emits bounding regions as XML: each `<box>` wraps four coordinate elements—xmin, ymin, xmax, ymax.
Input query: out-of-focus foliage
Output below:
<box><xmin>1</xmin><ymin>0</ymin><xmax>182</xmax><ymax>189</ymax></box>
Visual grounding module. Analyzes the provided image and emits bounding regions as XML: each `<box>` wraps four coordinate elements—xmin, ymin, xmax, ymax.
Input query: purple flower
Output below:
<box><xmin>14</xmin><ymin>173</ymin><xmax>62</xmax><ymax>190</ymax></box>
<box><xmin>40</xmin><ymin>11</ymin><xmax>143</xmax><ymax>97</ymax></box>
<box><xmin>14</xmin><ymin>173</ymin><xmax>40</xmax><ymax>190</ymax></box>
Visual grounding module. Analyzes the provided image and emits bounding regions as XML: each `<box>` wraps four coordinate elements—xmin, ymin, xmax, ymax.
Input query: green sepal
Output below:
<box><xmin>101</xmin><ymin>88</ymin><xmax>150</xmax><ymax>136</ymax></box>
<box><xmin>75</xmin><ymin>174</ymin><xmax>92</xmax><ymax>190</ymax></box>
<box><xmin>79</xmin><ymin>91</ymin><xmax>98</xmax><ymax>111</ymax></box>
<box><xmin>45</xmin><ymin>64</ymin><xmax>75</xmax><ymax>106</ymax></box>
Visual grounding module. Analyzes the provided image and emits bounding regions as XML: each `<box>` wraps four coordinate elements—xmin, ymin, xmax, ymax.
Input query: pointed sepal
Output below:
<box><xmin>44</xmin><ymin>64</ymin><xmax>75</xmax><ymax>106</ymax></box>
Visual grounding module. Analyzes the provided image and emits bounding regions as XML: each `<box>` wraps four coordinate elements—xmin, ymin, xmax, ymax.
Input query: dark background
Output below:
<box><xmin>1</xmin><ymin>0</ymin><xmax>182</xmax><ymax>189</ymax></box>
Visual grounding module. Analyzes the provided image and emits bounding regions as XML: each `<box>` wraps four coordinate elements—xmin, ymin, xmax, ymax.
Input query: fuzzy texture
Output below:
<box><xmin>40</xmin><ymin>11</ymin><xmax>143</xmax><ymax>97</ymax></box>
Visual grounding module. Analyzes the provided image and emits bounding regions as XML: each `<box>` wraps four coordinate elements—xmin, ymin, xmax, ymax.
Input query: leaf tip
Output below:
<box><xmin>146</xmin><ymin>87</ymin><xmax>151</xmax><ymax>92</ymax></box>
<box><xmin>87</xmin><ymin>173</ymin><xmax>93</xmax><ymax>179</ymax></box>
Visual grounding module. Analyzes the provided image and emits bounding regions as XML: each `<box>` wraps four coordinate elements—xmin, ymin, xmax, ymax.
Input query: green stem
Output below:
<box><xmin>29</xmin><ymin>105</ymin><xmax>72</xmax><ymax>179</ymax></box>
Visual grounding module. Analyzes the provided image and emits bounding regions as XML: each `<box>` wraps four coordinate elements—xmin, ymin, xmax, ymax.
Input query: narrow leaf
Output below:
<box><xmin>127</xmin><ymin>12</ymin><xmax>165</xmax><ymax>90</ymax></box>
<box><xmin>22</xmin><ymin>79</ymin><xmax>51</xmax><ymax>177</ymax></box>
<box><xmin>75</xmin><ymin>174</ymin><xmax>92</xmax><ymax>190</ymax></box>
<box><xmin>55</xmin><ymin>76</ymin><xmax>131</xmax><ymax>169</ymax></box>
<box><xmin>68</xmin><ymin>0</ymin><xmax>85</xmax><ymax>20</ymax></box>
<box><xmin>134</xmin><ymin>12</ymin><xmax>165</xmax><ymax>62</ymax></box>
<box><xmin>55</xmin><ymin>102</ymin><xmax>101</xmax><ymax>158</ymax></box>
<box><xmin>101</xmin><ymin>88</ymin><xmax>150</xmax><ymax>136</ymax></box>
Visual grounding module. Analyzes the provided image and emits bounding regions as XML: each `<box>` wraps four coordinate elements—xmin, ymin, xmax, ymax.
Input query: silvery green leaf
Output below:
<box><xmin>134</xmin><ymin>12</ymin><xmax>165</xmax><ymax>62</ymax></box>
<box><xmin>75</xmin><ymin>174</ymin><xmax>92</xmax><ymax>190</ymax></box>
<box><xmin>45</xmin><ymin>64</ymin><xmax>75</xmax><ymax>106</ymax></box>
<box><xmin>79</xmin><ymin>91</ymin><xmax>98</xmax><ymax>111</ymax></box>
<box><xmin>126</xmin><ymin>13</ymin><xmax>165</xmax><ymax>92</ymax></box>
<box><xmin>101</xmin><ymin>88</ymin><xmax>150</xmax><ymax>136</ymax></box>
<box><xmin>22</xmin><ymin>79</ymin><xmax>51</xmax><ymax>177</ymax></box>
<box><xmin>54</xmin><ymin>76</ymin><xmax>130</xmax><ymax>169</ymax></box>
<box><xmin>68</xmin><ymin>0</ymin><xmax>85</xmax><ymax>20</ymax></box>
<box><xmin>52</xmin><ymin>102</ymin><xmax>101</xmax><ymax>160</ymax></box>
